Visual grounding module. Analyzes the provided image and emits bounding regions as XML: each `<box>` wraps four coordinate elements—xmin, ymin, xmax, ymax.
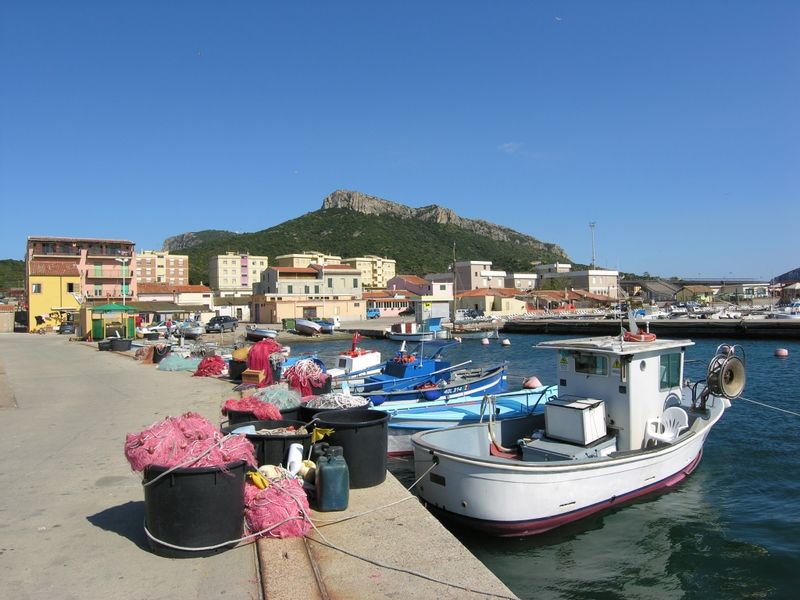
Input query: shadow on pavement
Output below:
<box><xmin>87</xmin><ymin>501</ymin><xmax>149</xmax><ymax>551</ymax></box>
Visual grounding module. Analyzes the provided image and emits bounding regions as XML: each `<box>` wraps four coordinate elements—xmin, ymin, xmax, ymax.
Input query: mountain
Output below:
<box><xmin>169</xmin><ymin>190</ymin><xmax>571</xmax><ymax>285</ymax></box>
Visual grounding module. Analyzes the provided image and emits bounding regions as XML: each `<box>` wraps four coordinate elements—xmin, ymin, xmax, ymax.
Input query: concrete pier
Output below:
<box><xmin>0</xmin><ymin>334</ymin><xmax>516</xmax><ymax>600</ymax></box>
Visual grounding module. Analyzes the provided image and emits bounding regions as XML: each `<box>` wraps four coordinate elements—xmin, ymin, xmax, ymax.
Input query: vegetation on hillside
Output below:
<box><xmin>183</xmin><ymin>208</ymin><xmax>570</xmax><ymax>284</ymax></box>
<box><xmin>0</xmin><ymin>259</ymin><xmax>25</xmax><ymax>291</ymax></box>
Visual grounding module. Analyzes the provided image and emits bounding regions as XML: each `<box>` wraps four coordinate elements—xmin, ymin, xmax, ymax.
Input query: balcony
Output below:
<box><xmin>85</xmin><ymin>268</ymin><xmax>131</xmax><ymax>279</ymax></box>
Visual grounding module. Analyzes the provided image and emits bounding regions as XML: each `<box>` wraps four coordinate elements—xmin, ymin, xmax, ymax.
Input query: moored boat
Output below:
<box><xmin>380</xmin><ymin>385</ymin><xmax>558</xmax><ymax>456</ymax></box>
<box><xmin>294</xmin><ymin>318</ymin><xmax>322</xmax><ymax>336</ymax></box>
<box><xmin>412</xmin><ymin>335</ymin><xmax>746</xmax><ymax>536</ymax></box>
<box><xmin>245</xmin><ymin>326</ymin><xmax>278</xmax><ymax>342</ymax></box>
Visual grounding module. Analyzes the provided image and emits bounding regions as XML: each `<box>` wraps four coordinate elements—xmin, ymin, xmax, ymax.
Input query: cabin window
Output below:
<box><xmin>32</xmin><ymin>283</ymin><xmax>42</xmax><ymax>293</ymax></box>
<box><xmin>660</xmin><ymin>353</ymin><xmax>681</xmax><ymax>390</ymax></box>
<box><xmin>574</xmin><ymin>353</ymin><xmax>608</xmax><ymax>376</ymax></box>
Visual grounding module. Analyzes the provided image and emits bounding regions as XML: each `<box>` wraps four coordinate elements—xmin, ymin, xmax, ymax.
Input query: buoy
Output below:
<box><xmin>775</xmin><ymin>348</ymin><xmax>789</xmax><ymax>358</ymax></box>
<box><xmin>523</xmin><ymin>376</ymin><xmax>542</xmax><ymax>389</ymax></box>
<box><xmin>501</xmin><ymin>338</ymin><xmax>511</xmax><ymax>346</ymax></box>
<box><xmin>454</xmin><ymin>336</ymin><xmax>462</xmax><ymax>343</ymax></box>
<box><xmin>481</xmin><ymin>338</ymin><xmax>490</xmax><ymax>345</ymax></box>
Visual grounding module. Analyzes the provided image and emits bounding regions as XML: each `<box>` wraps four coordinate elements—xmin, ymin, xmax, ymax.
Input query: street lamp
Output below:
<box><xmin>115</xmin><ymin>257</ymin><xmax>130</xmax><ymax>336</ymax></box>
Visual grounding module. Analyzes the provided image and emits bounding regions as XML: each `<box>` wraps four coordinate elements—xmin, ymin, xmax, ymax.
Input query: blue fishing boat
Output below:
<box><xmin>379</xmin><ymin>385</ymin><xmax>558</xmax><ymax>456</ymax></box>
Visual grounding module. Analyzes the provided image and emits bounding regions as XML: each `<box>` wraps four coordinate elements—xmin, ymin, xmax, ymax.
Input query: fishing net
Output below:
<box><xmin>193</xmin><ymin>354</ymin><xmax>228</xmax><ymax>377</ymax></box>
<box><xmin>247</xmin><ymin>339</ymin><xmax>284</xmax><ymax>387</ymax></box>
<box><xmin>244</xmin><ymin>476</ymin><xmax>311</xmax><ymax>538</ymax></box>
<box><xmin>285</xmin><ymin>359</ymin><xmax>327</xmax><ymax>396</ymax></box>
<box><xmin>135</xmin><ymin>346</ymin><xmax>155</xmax><ymax>363</ymax></box>
<box><xmin>304</xmin><ymin>393</ymin><xmax>368</xmax><ymax>409</ymax></box>
<box><xmin>221</xmin><ymin>397</ymin><xmax>282</xmax><ymax>421</ymax></box>
<box><xmin>251</xmin><ymin>383</ymin><xmax>302</xmax><ymax>410</ymax></box>
<box><xmin>124</xmin><ymin>412</ymin><xmax>256</xmax><ymax>471</ymax></box>
<box><xmin>157</xmin><ymin>355</ymin><xmax>202</xmax><ymax>371</ymax></box>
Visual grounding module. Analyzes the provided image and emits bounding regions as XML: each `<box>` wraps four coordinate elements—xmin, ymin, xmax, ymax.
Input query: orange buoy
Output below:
<box><xmin>523</xmin><ymin>376</ymin><xmax>542</xmax><ymax>389</ymax></box>
<box><xmin>775</xmin><ymin>348</ymin><xmax>789</xmax><ymax>358</ymax></box>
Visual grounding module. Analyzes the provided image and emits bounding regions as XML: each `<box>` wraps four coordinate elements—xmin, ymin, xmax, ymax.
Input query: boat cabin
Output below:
<box><xmin>536</xmin><ymin>336</ymin><xmax>692</xmax><ymax>452</ymax></box>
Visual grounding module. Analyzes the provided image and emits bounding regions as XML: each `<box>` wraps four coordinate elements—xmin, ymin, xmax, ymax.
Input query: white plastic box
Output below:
<box><xmin>544</xmin><ymin>397</ymin><xmax>607</xmax><ymax>445</ymax></box>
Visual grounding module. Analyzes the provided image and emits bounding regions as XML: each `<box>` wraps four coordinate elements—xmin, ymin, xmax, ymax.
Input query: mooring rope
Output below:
<box><xmin>738</xmin><ymin>395</ymin><xmax>800</xmax><ymax>417</ymax></box>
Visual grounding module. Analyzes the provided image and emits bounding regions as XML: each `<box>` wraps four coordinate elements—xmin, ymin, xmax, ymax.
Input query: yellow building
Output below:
<box><xmin>27</xmin><ymin>262</ymin><xmax>82</xmax><ymax>331</ymax></box>
<box><xmin>273</xmin><ymin>251</ymin><xmax>342</xmax><ymax>268</ymax></box>
<box><xmin>136</xmin><ymin>250</ymin><xmax>189</xmax><ymax>285</ymax></box>
<box><xmin>341</xmin><ymin>255</ymin><xmax>396</xmax><ymax>289</ymax></box>
<box><xmin>208</xmin><ymin>252</ymin><xmax>269</xmax><ymax>297</ymax></box>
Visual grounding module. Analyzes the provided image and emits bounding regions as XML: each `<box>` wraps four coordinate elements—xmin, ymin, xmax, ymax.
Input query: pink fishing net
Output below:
<box><xmin>247</xmin><ymin>339</ymin><xmax>284</xmax><ymax>387</ymax></box>
<box><xmin>244</xmin><ymin>477</ymin><xmax>311</xmax><ymax>538</ymax></box>
<box><xmin>285</xmin><ymin>360</ymin><xmax>327</xmax><ymax>397</ymax></box>
<box><xmin>124</xmin><ymin>412</ymin><xmax>256</xmax><ymax>471</ymax></box>
<box><xmin>221</xmin><ymin>397</ymin><xmax>282</xmax><ymax>421</ymax></box>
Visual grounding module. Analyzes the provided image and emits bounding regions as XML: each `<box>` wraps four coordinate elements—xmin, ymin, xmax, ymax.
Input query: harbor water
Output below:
<box><xmin>295</xmin><ymin>333</ymin><xmax>800</xmax><ymax>599</ymax></box>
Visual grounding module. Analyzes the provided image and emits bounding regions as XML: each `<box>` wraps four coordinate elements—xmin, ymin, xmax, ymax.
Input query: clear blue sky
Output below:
<box><xmin>2</xmin><ymin>1</ymin><xmax>797</xmax><ymax>280</ymax></box>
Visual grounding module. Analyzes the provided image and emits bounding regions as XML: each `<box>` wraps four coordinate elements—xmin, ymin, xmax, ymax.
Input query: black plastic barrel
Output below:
<box><xmin>98</xmin><ymin>340</ymin><xmax>111</xmax><ymax>351</ymax></box>
<box><xmin>228</xmin><ymin>360</ymin><xmax>247</xmax><ymax>382</ymax></box>
<box><xmin>110</xmin><ymin>338</ymin><xmax>132</xmax><ymax>352</ymax></box>
<box><xmin>145</xmin><ymin>332</ymin><xmax>160</xmax><ymax>341</ymax></box>
<box><xmin>221</xmin><ymin>420</ymin><xmax>313</xmax><ymax>467</ymax></box>
<box><xmin>142</xmin><ymin>460</ymin><xmax>247</xmax><ymax>558</ymax></box>
<box><xmin>152</xmin><ymin>345</ymin><xmax>171</xmax><ymax>364</ymax></box>
<box><xmin>314</xmin><ymin>409</ymin><xmax>390</xmax><ymax>488</ymax></box>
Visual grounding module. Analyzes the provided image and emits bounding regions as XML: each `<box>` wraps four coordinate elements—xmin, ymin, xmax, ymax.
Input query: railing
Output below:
<box><xmin>85</xmin><ymin>268</ymin><xmax>130</xmax><ymax>279</ymax></box>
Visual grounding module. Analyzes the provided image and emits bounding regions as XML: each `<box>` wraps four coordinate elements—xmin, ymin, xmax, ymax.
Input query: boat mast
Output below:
<box><xmin>451</xmin><ymin>242</ymin><xmax>456</xmax><ymax>323</ymax></box>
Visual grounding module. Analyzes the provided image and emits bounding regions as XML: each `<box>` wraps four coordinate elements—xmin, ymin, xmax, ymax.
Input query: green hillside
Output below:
<box><xmin>183</xmin><ymin>208</ymin><xmax>569</xmax><ymax>284</ymax></box>
<box><xmin>0</xmin><ymin>259</ymin><xmax>25</xmax><ymax>291</ymax></box>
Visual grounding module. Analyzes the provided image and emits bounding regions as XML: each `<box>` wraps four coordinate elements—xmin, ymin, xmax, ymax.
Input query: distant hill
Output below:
<box><xmin>0</xmin><ymin>259</ymin><xmax>25</xmax><ymax>291</ymax></box>
<box><xmin>165</xmin><ymin>190</ymin><xmax>571</xmax><ymax>285</ymax></box>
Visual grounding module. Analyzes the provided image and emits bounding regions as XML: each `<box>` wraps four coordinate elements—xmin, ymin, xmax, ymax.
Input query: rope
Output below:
<box><xmin>738</xmin><ymin>395</ymin><xmax>800</xmax><ymax>417</ymax></box>
<box><xmin>141</xmin><ymin>433</ymin><xmax>236</xmax><ymax>488</ymax></box>
<box><xmin>143</xmin><ymin>516</ymin><xmax>305</xmax><ymax>552</ymax></box>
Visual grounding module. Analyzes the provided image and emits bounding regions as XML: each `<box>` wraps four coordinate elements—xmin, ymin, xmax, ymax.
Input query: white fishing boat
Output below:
<box><xmin>412</xmin><ymin>334</ymin><xmax>746</xmax><ymax>536</ymax></box>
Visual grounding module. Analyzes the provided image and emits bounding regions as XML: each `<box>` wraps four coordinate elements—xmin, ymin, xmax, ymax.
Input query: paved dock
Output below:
<box><xmin>0</xmin><ymin>333</ymin><xmax>516</xmax><ymax>600</ymax></box>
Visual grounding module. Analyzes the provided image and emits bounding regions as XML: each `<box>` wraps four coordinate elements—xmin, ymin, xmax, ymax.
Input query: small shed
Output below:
<box><xmin>86</xmin><ymin>303</ymin><xmax>138</xmax><ymax>340</ymax></box>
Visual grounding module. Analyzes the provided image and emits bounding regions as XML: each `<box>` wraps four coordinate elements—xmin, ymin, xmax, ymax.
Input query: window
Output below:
<box><xmin>314</xmin><ymin>285</ymin><xmax>320</xmax><ymax>294</ymax></box>
<box><xmin>287</xmin><ymin>285</ymin><xmax>293</xmax><ymax>294</ymax></box>
<box><xmin>67</xmin><ymin>283</ymin><xmax>75</xmax><ymax>293</ymax></box>
<box><xmin>328</xmin><ymin>278</ymin><xmax>333</xmax><ymax>288</ymax></box>
<box><xmin>32</xmin><ymin>283</ymin><xmax>42</xmax><ymax>293</ymax></box>
<box><xmin>304</xmin><ymin>285</ymin><xmax>310</xmax><ymax>294</ymax></box>
<box><xmin>353</xmin><ymin>278</ymin><xmax>358</xmax><ymax>288</ymax></box>
<box><xmin>94</xmin><ymin>284</ymin><xmax>103</xmax><ymax>296</ymax></box>
<box><xmin>574</xmin><ymin>353</ymin><xmax>608</xmax><ymax>376</ymax></box>
<box><xmin>659</xmin><ymin>353</ymin><xmax>681</xmax><ymax>390</ymax></box>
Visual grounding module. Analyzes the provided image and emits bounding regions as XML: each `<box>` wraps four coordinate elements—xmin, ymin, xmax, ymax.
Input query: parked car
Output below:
<box><xmin>366</xmin><ymin>308</ymin><xmax>381</xmax><ymax>319</ymax></box>
<box><xmin>398</xmin><ymin>306</ymin><xmax>415</xmax><ymax>316</ymax></box>
<box><xmin>58</xmin><ymin>321</ymin><xmax>75</xmax><ymax>335</ymax></box>
<box><xmin>205</xmin><ymin>315</ymin><xmax>238</xmax><ymax>333</ymax></box>
<box><xmin>144</xmin><ymin>320</ymin><xmax>177</xmax><ymax>336</ymax></box>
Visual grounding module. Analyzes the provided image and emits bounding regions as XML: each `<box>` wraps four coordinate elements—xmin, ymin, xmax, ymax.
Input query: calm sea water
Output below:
<box><xmin>296</xmin><ymin>334</ymin><xmax>800</xmax><ymax>599</ymax></box>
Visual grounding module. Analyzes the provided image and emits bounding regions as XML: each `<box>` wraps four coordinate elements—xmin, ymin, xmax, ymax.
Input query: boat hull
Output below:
<box><xmin>384</xmin><ymin>387</ymin><xmax>557</xmax><ymax>456</ymax></box>
<box><xmin>245</xmin><ymin>328</ymin><xmax>278</xmax><ymax>342</ymax></box>
<box><xmin>412</xmin><ymin>401</ymin><xmax>723</xmax><ymax>536</ymax></box>
<box><xmin>367</xmin><ymin>366</ymin><xmax>507</xmax><ymax>405</ymax></box>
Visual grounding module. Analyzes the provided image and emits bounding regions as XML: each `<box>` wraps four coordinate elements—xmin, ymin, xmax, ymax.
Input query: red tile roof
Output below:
<box><xmin>362</xmin><ymin>290</ymin><xmax>418</xmax><ymax>299</ymax></box>
<box><xmin>393</xmin><ymin>275</ymin><xmax>428</xmax><ymax>286</ymax></box>
<box><xmin>28</xmin><ymin>261</ymin><xmax>80</xmax><ymax>276</ymax></box>
<box><xmin>0</xmin><ymin>304</ymin><xmax>14</xmax><ymax>312</ymax></box>
<box><xmin>271</xmin><ymin>267</ymin><xmax>316</xmax><ymax>274</ymax></box>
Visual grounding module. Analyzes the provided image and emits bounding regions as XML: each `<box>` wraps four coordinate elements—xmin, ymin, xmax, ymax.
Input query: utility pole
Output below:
<box><xmin>589</xmin><ymin>222</ymin><xmax>596</xmax><ymax>268</ymax></box>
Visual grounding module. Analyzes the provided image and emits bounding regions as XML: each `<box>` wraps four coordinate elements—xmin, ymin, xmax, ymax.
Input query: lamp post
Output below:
<box><xmin>115</xmin><ymin>257</ymin><xmax>130</xmax><ymax>336</ymax></box>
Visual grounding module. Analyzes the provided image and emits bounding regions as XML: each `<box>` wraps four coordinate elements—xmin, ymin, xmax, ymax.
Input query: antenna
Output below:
<box><xmin>589</xmin><ymin>222</ymin><xmax>596</xmax><ymax>268</ymax></box>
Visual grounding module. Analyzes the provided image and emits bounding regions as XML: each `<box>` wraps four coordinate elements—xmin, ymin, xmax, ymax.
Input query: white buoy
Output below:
<box><xmin>775</xmin><ymin>348</ymin><xmax>789</xmax><ymax>358</ymax></box>
<box><xmin>523</xmin><ymin>376</ymin><xmax>542</xmax><ymax>389</ymax></box>
<box><xmin>481</xmin><ymin>337</ymin><xmax>490</xmax><ymax>346</ymax></box>
<box><xmin>501</xmin><ymin>338</ymin><xmax>511</xmax><ymax>346</ymax></box>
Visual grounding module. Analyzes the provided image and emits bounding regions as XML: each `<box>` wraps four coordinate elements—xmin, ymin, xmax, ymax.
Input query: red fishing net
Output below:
<box><xmin>244</xmin><ymin>477</ymin><xmax>311</xmax><ymax>538</ymax></box>
<box><xmin>193</xmin><ymin>355</ymin><xmax>227</xmax><ymax>377</ymax></box>
<box><xmin>221</xmin><ymin>397</ymin><xmax>282</xmax><ymax>421</ymax></box>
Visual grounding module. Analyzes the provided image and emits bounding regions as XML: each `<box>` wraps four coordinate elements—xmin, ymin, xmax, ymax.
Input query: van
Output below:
<box><xmin>366</xmin><ymin>308</ymin><xmax>380</xmax><ymax>319</ymax></box>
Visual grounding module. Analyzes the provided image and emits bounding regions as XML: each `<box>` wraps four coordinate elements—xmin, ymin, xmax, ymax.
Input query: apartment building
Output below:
<box><xmin>273</xmin><ymin>251</ymin><xmax>342</xmax><ymax>268</ymax></box>
<box><xmin>208</xmin><ymin>252</ymin><xmax>269</xmax><ymax>297</ymax></box>
<box><xmin>341</xmin><ymin>255</ymin><xmax>396</xmax><ymax>289</ymax></box>
<box><xmin>135</xmin><ymin>250</ymin><xmax>189</xmax><ymax>286</ymax></box>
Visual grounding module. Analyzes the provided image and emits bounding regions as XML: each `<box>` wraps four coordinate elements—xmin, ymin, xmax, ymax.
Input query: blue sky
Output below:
<box><xmin>1</xmin><ymin>1</ymin><xmax>797</xmax><ymax>280</ymax></box>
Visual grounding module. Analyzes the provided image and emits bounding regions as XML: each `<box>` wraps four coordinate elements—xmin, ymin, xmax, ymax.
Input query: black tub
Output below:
<box><xmin>314</xmin><ymin>409</ymin><xmax>390</xmax><ymax>489</ymax></box>
<box><xmin>142</xmin><ymin>460</ymin><xmax>246</xmax><ymax>558</ymax></box>
<box><xmin>228</xmin><ymin>360</ymin><xmax>247</xmax><ymax>382</ymax></box>
<box><xmin>221</xmin><ymin>420</ymin><xmax>313</xmax><ymax>467</ymax></box>
<box><xmin>226</xmin><ymin>406</ymin><xmax>301</xmax><ymax>426</ymax></box>
<box><xmin>98</xmin><ymin>340</ymin><xmax>111</xmax><ymax>351</ymax></box>
<box><xmin>110</xmin><ymin>338</ymin><xmax>132</xmax><ymax>352</ymax></box>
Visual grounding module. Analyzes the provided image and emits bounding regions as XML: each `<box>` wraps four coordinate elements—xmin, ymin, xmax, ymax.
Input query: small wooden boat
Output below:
<box><xmin>245</xmin><ymin>326</ymin><xmax>278</xmax><ymax>342</ymax></box>
<box><xmin>379</xmin><ymin>385</ymin><xmax>558</xmax><ymax>456</ymax></box>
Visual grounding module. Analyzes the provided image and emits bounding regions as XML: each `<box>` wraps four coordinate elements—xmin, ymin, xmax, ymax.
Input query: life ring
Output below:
<box><xmin>623</xmin><ymin>331</ymin><xmax>657</xmax><ymax>342</ymax></box>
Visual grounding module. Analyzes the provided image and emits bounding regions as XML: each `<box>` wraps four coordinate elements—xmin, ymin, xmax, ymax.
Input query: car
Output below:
<box><xmin>366</xmin><ymin>308</ymin><xmax>381</xmax><ymax>319</ymax></box>
<box><xmin>398</xmin><ymin>306</ymin><xmax>415</xmax><ymax>316</ymax></box>
<box><xmin>144</xmin><ymin>320</ymin><xmax>177</xmax><ymax>336</ymax></box>
<box><xmin>59</xmin><ymin>321</ymin><xmax>75</xmax><ymax>335</ymax></box>
<box><xmin>205</xmin><ymin>315</ymin><xmax>238</xmax><ymax>333</ymax></box>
